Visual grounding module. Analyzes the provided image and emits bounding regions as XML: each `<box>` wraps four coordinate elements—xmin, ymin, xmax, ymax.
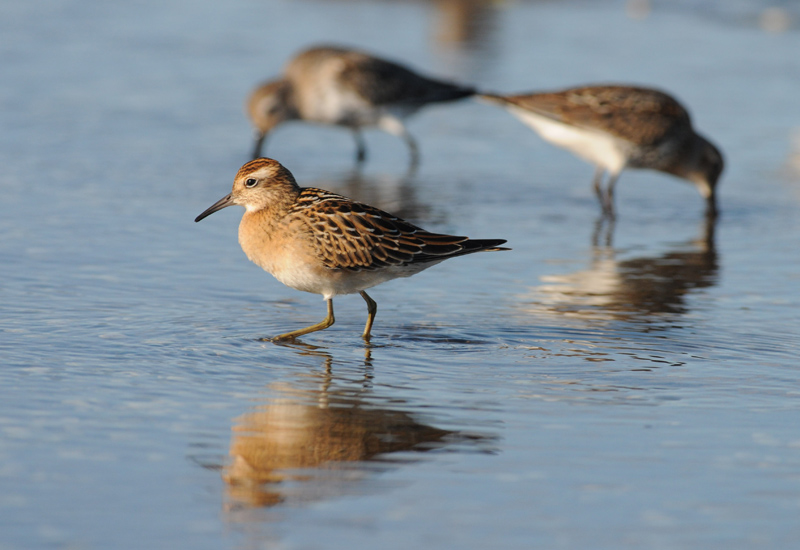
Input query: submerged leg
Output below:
<box><xmin>604</xmin><ymin>172</ymin><xmax>620</xmax><ymax>217</ymax></box>
<box><xmin>592</xmin><ymin>166</ymin><xmax>606</xmax><ymax>206</ymax></box>
<box><xmin>704</xmin><ymin>192</ymin><xmax>718</xmax><ymax>219</ymax></box>
<box><xmin>252</xmin><ymin>131</ymin><xmax>267</xmax><ymax>160</ymax></box>
<box><xmin>402</xmin><ymin>130</ymin><xmax>420</xmax><ymax>168</ymax></box>
<box><xmin>359</xmin><ymin>291</ymin><xmax>377</xmax><ymax>341</ymax></box>
<box><xmin>271</xmin><ymin>299</ymin><xmax>335</xmax><ymax>341</ymax></box>
<box><xmin>590</xmin><ymin>212</ymin><xmax>616</xmax><ymax>247</ymax></box>
<box><xmin>379</xmin><ymin>117</ymin><xmax>419</xmax><ymax>168</ymax></box>
<box><xmin>353</xmin><ymin>128</ymin><xmax>367</xmax><ymax>163</ymax></box>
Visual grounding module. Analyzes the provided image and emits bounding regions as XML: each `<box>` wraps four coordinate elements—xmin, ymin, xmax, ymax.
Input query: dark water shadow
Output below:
<box><xmin>219</xmin><ymin>346</ymin><xmax>496</xmax><ymax>517</ymax></box>
<box><xmin>520</xmin><ymin>212</ymin><xmax>719</xmax><ymax>328</ymax></box>
<box><xmin>381</xmin><ymin>324</ymin><xmax>499</xmax><ymax>347</ymax></box>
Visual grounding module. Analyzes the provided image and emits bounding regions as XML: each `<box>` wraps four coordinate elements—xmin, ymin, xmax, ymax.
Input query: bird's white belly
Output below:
<box><xmin>273</xmin><ymin>261</ymin><xmax>438</xmax><ymax>300</ymax></box>
<box><xmin>510</xmin><ymin>108</ymin><xmax>628</xmax><ymax>174</ymax></box>
<box><xmin>304</xmin><ymin>85</ymin><xmax>377</xmax><ymax>127</ymax></box>
<box><xmin>269</xmin><ymin>261</ymin><xmax>329</xmax><ymax>296</ymax></box>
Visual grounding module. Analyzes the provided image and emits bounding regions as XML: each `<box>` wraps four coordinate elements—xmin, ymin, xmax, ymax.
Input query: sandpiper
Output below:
<box><xmin>195</xmin><ymin>158</ymin><xmax>508</xmax><ymax>341</ymax></box>
<box><xmin>481</xmin><ymin>85</ymin><xmax>724</xmax><ymax>215</ymax></box>
<box><xmin>247</xmin><ymin>45</ymin><xmax>475</xmax><ymax>164</ymax></box>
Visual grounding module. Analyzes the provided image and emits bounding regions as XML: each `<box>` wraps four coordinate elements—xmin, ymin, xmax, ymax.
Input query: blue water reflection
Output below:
<box><xmin>524</xmin><ymin>214</ymin><xmax>717</xmax><ymax>325</ymax></box>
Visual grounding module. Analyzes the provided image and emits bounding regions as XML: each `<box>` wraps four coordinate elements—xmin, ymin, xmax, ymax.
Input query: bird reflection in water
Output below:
<box><xmin>223</xmin><ymin>346</ymin><xmax>490</xmax><ymax>512</ymax></box>
<box><xmin>429</xmin><ymin>0</ymin><xmax>501</xmax><ymax>82</ymax></box>
<box><xmin>525</xmin><ymin>213</ymin><xmax>718</xmax><ymax>323</ymax></box>
<box><xmin>432</xmin><ymin>0</ymin><xmax>499</xmax><ymax>53</ymax></box>
<box><xmin>306</xmin><ymin>0</ymin><xmax>499</xmax><ymax>78</ymax></box>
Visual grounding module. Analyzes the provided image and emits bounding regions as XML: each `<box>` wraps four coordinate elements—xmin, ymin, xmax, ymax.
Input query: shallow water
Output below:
<box><xmin>2</xmin><ymin>0</ymin><xmax>800</xmax><ymax>548</ymax></box>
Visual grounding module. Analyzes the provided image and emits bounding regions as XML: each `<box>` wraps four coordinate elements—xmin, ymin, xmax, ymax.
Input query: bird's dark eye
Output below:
<box><xmin>245</xmin><ymin>178</ymin><xmax>258</xmax><ymax>188</ymax></box>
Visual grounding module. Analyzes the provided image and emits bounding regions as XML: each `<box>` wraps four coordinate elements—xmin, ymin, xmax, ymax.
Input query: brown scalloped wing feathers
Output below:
<box><xmin>293</xmin><ymin>189</ymin><xmax>502</xmax><ymax>272</ymax></box>
<box><xmin>506</xmin><ymin>86</ymin><xmax>692</xmax><ymax>146</ymax></box>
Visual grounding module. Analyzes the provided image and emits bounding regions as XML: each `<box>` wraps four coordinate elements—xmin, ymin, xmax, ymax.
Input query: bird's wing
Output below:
<box><xmin>499</xmin><ymin>86</ymin><xmax>692</xmax><ymax>146</ymax></box>
<box><xmin>293</xmin><ymin>188</ymin><xmax>477</xmax><ymax>272</ymax></box>
<box><xmin>337</xmin><ymin>52</ymin><xmax>474</xmax><ymax>107</ymax></box>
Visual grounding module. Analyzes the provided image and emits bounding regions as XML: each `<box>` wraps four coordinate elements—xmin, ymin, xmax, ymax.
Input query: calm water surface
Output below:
<box><xmin>1</xmin><ymin>1</ymin><xmax>799</xmax><ymax>549</ymax></box>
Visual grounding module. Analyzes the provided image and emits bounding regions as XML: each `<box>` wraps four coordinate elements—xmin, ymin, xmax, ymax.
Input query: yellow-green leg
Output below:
<box><xmin>360</xmin><ymin>291</ymin><xmax>377</xmax><ymax>341</ymax></box>
<box><xmin>271</xmin><ymin>299</ymin><xmax>335</xmax><ymax>341</ymax></box>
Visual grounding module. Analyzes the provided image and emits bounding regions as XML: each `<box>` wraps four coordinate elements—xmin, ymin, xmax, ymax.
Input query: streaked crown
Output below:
<box><xmin>231</xmin><ymin>158</ymin><xmax>300</xmax><ymax>212</ymax></box>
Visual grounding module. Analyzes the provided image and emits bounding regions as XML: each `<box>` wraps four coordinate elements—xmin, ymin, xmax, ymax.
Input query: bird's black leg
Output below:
<box><xmin>353</xmin><ymin>129</ymin><xmax>367</xmax><ymax>163</ymax></box>
<box><xmin>404</xmin><ymin>133</ymin><xmax>420</xmax><ymax>169</ymax></box>
<box><xmin>592</xmin><ymin>167</ymin><xmax>606</xmax><ymax>206</ymax></box>
<box><xmin>604</xmin><ymin>172</ymin><xmax>620</xmax><ymax>218</ymax></box>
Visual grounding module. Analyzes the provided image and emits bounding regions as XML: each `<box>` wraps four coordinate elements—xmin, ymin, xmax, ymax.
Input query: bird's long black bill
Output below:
<box><xmin>195</xmin><ymin>193</ymin><xmax>234</xmax><ymax>222</ymax></box>
<box><xmin>252</xmin><ymin>132</ymin><xmax>268</xmax><ymax>160</ymax></box>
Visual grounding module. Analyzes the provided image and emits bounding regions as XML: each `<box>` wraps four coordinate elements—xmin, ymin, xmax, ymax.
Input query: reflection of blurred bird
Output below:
<box><xmin>481</xmin><ymin>86</ymin><xmax>724</xmax><ymax>215</ymax></box>
<box><xmin>525</xmin><ymin>215</ymin><xmax>718</xmax><ymax>322</ymax></box>
<box><xmin>195</xmin><ymin>158</ymin><xmax>509</xmax><ymax>341</ymax></box>
<box><xmin>223</xmin><ymin>353</ymin><xmax>453</xmax><ymax>509</ymax></box>
<box><xmin>224</xmin><ymin>394</ymin><xmax>453</xmax><ymax>507</ymax></box>
<box><xmin>248</xmin><ymin>45</ymin><xmax>475</xmax><ymax>164</ymax></box>
<box><xmin>433</xmin><ymin>0</ymin><xmax>498</xmax><ymax>51</ymax></box>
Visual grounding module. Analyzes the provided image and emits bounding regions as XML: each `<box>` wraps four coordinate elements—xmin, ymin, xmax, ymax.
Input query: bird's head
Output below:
<box><xmin>195</xmin><ymin>158</ymin><xmax>299</xmax><ymax>222</ymax></box>
<box><xmin>247</xmin><ymin>79</ymin><xmax>298</xmax><ymax>137</ymax></box>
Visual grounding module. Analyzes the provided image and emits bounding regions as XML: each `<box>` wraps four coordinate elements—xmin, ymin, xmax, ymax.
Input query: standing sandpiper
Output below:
<box><xmin>481</xmin><ymin>85</ymin><xmax>724</xmax><ymax>215</ymax></box>
<box><xmin>195</xmin><ymin>158</ymin><xmax>508</xmax><ymax>341</ymax></box>
<box><xmin>247</xmin><ymin>45</ymin><xmax>475</xmax><ymax>165</ymax></box>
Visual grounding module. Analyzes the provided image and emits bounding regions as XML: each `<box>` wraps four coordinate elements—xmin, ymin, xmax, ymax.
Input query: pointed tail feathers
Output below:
<box><xmin>462</xmin><ymin>238</ymin><xmax>510</xmax><ymax>254</ymax></box>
